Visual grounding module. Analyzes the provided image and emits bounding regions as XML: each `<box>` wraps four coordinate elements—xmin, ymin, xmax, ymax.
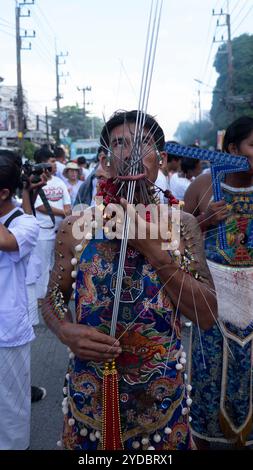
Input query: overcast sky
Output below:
<box><xmin>1</xmin><ymin>0</ymin><xmax>253</xmax><ymax>138</ymax></box>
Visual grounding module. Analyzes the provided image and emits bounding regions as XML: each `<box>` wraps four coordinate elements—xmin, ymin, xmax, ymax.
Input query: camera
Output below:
<box><xmin>22</xmin><ymin>161</ymin><xmax>52</xmax><ymax>184</ymax></box>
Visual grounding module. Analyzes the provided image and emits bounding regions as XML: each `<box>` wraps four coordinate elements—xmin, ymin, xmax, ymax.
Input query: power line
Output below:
<box><xmin>232</xmin><ymin>3</ymin><xmax>253</xmax><ymax>35</ymax></box>
<box><xmin>230</xmin><ymin>0</ymin><xmax>242</xmax><ymax>16</ymax></box>
<box><xmin>0</xmin><ymin>28</ymin><xmax>16</xmax><ymax>38</ymax></box>
<box><xmin>231</xmin><ymin>0</ymin><xmax>249</xmax><ymax>29</ymax></box>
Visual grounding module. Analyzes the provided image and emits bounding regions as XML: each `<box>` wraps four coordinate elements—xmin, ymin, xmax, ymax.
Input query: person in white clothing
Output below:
<box><xmin>0</xmin><ymin>150</ymin><xmax>39</xmax><ymax>449</ymax></box>
<box><xmin>54</xmin><ymin>146</ymin><xmax>67</xmax><ymax>183</ymax></box>
<box><xmin>63</xmin><ymin>162</ymin><xmax>83</xmax><ymax>206</ymax></box>
<box><xmin>34</xmin><ymin>147</ymin><xmax>71</xmax><ymax>299</ymax></box>
<box><xmin>77</xmin><ymin>156</ymin><xmax>90</xmax><ymax>181</ymax></box>
<box><xmin>170</xmin><ymin>157</ymin><xmax>201</xmax><ymax>201</ymax></box>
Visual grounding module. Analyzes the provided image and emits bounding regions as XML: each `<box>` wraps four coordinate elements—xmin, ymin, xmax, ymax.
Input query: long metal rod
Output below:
<box><xmin>110</xmin><ymin>0</ymin><xmax>163</xmax><ymax>337</ymax></box>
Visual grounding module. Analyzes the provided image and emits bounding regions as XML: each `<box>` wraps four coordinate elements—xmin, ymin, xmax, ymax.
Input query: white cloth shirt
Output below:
<box><xmin>169</xmin><ymin>172</ymin><xmax>193</xmax><ymax>201</ymax></box>
<box><xmin>55</xmin><ymin>160</ymin><xmax>67</xmax><ymax>183</ymax></box>
<box><xmin>65</xmin><ymin>180</ymin><xmax>83</xmax><ymax>206</ymax></box>
<box><xmin>34</xmin><ymin>175</ymin><xmax>71</xmax><ymax>240</ymax></box>
<box><xmin>82</xmin><ymin>167</ymin><xmax>90</xmax><ymax>180</ymax></box>
<box><xmin>0</xmin><ymin>208</ymin><xmax>39</xmax><ymax>347</ymax></box>
<box><xmin>155</xmin><ymin>170</ymin><xmax>169</xmax><ymax>203</ymax></box>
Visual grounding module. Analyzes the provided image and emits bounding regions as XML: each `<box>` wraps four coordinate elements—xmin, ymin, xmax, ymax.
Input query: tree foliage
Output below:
<box><xmin>174</xmin><ymin>119</ymin><xmax>214</xmax><ymax>146</ymax></box>
<box><xmin>175</xmin><ymin>34</ymin><xmax>253</xmax><ymax>148</ymax></box>
<box><xmin>51</xmin><ymin>105</ymin><xmax>103</xmax><ymax>141</ymax></box>
<box><xmin>211</xmin><ymin>33</ymin><xmax>253</xmax><ymax>129</ymax></box>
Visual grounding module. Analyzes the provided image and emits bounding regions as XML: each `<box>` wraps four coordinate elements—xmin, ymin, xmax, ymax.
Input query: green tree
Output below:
<box><xmin>51</xmin><ymin>105</ymin><xmax>103</xmax><ymax>141</ymax></box>
<box><xmin>211</xmin><ymin>33</ymin><xmax>253</xmax><ymax>129</ymax></box>
<box><xmin>23</xmin><ymin>140</ymin><xmax>36</xmax><ymax>160</ymax></box>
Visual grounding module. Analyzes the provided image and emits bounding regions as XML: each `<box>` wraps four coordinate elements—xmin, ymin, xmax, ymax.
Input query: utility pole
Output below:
<box><xmin>194</xmin><ymin>79</ymin><xmax>202</xmax><ymax>124</ymax></box>
<box><xmin>55</xmin><ymin>51</ymin><xmax>68</xmax><ymax>144</ymax></box>
<box><xmin>77</xmin><ymin>86</ymin><xmax>91</xmax><ymax>118</ymax></box>
<box><xmin>213</xmin><ymin>1</ymin><xmax>233</xmax><ymax>115</ymax></box>
<box><xmin>15</xmin><ymin>0</ymin><xmax>35</xmax><ymax>153</ymax></box>
<box><xmin>45</xmin><ymin>106</ymin><xmax>49</xmax><ymax>142</ymax></box>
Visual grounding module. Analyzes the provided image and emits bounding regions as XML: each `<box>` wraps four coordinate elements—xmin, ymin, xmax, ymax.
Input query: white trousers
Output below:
<box><xmin>0</xmin><ymin>343</ymin><xmax>31</xmax><ymax>450</ymax></box>
<box><xmin>27</xmin><ymin>283</ymin><xmax>39</xmax><ymax>326</ymax></box>
<box><xmin>34</xmin><ymin>239</ymin><xmax>55</xmax><ymax>299</ymax></box>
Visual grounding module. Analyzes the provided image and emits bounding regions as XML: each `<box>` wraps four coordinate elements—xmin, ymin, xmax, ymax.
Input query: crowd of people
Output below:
<box><xmin>0</xmin><ymin>111</ymin><xmax>253</xmax><ymax>451</ymax></box>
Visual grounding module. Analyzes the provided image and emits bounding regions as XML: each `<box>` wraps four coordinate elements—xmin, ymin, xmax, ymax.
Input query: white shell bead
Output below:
<box><xmin>68</xmin><ymin>418</ymin><xmax>75</xmax><ymax>426</ymax></box>
<box><xmin>186</xmin><ymin>384</ymin><xmax>192</xmax><ymax>392</ymax></box>
<box><xmin>147</xmin><ymin>446</ymin><xmax>155</xmax><ymax>450</ymax></box>
<box><xmin>85</xmin><ymin>232</ymin><xmax>92</xmax><ymax>240</ymax></box>
<box><xmin>132</xmin><ymin>440</ymin><xmax>140</xmax><ymax>449</ymax></box>
<box><xmin>153</xmin><ymin>433</ymin><xmax>161</xmax><ymax>443</ymax></box>
<box><xmin>75</xmin><ymin>244</ymin><xmax>83</xmax><ymax>252</ymax></box>
<box><xmin>174</xmin><ymin>249</ymin><xmax>181</xmax><ymax>256</ymax></box>
<box><xmin>176</xmin><ymin>363</ymin><xmax>183</xmax><ymax>370</ymax></box>
<box><xmin>71</xmin><ymin>271</ymin><xmax>77</xmax><ymax>278</ymax></box>
<box><xmin>80</xmin><ymin>428</ymin><xmax>88</xmax><ymax>437</ymax></box>
<box><xmin>164</xmin><ymin>427</ymin><xmax>172</xmax><ymax>434</ymax></box>
<box><xmin>186</xmin><ymin>398</ymin><xmax>192</xmax><ymax>406</ymax></box>
<box><xmin>71</xmin><ymin>258</ymin><xmax>78</xmax><ymax>266</ymax></box>
<box><xmin>89</xmin><ymin>433</ymin><xmax>96</xmax><ymax>442</ymax></box>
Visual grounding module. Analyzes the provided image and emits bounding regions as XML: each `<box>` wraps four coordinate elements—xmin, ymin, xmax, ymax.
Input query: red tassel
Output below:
<box><xmin>102</xmin><ymin>360</ymin><xmax>124</xmax><ymax>450</ymax></box>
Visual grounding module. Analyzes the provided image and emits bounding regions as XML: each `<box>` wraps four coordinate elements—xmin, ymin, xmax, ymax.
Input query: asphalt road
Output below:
<box><xmin>30</xmin><ymin>313</ymin><xmax>246</xmax><ymax>451</ymax></box>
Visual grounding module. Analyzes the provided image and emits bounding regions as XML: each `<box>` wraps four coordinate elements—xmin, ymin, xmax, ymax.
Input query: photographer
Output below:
<box><xmin>0</xmin><ymin>150</ymin><xmax>39</xmax><ymax>449</ymax></box>
<box><xmin>33</xmin><ymin>147</ymin><xmax>71</xmax><ymax>300</ymax></box>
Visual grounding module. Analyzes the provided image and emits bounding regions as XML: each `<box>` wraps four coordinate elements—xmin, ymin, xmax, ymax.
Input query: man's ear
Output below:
<box><xmin>0</xmin><ymin>189</ymin><xmax>10</xmax><ymax>201</ymax></box>
<box><xmin>159</xmin><ymin>150</ymin><xmax>168</xmax><ymax>170</ymax></box>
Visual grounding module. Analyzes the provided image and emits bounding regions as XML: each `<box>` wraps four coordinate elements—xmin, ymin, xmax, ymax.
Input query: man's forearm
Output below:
<box><xmin>155</xmin><ymin>262</ymin><xmax>217</xmax><ymax>330</ymax></box>
<box><xmin>42</xmin><ymin>297</ymin><xmax>73</xmax><ymax>340</ymax></box>
<box><xmin>36</xmin><ymin>205</ymin><xmax>65</xmax><ymax>217</ymax></box>
<box><xmin>22</xmin><ymin>190</ymin><xmax>33</xmax><ymax>215</ymax></box>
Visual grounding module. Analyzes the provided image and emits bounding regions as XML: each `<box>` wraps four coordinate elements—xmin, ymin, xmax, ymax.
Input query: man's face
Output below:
<box><xmin>47</xmin><ymin>157</ymin><xmax>57</xmax><ymax>175</ymax></box>
<box><xmin>237</xmin><ymin>131</ymin><xmax>253</xmax><ymax>172</ymax></box>
<box><xmin>106</xmin><ymin>122</ymin><xmax>160</xmax><ymax>183</ymax></box>
<box><xmin>169</xmin><ymin>158</ymin><xmax>180</xmax><ymax>173</ymax></box>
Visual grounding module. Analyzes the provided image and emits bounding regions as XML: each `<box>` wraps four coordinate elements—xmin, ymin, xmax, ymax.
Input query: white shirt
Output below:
<box><xmin>170</xmin><ymin>173</ymin><xmax>192</xmax><ymax>201</ymax></box>
<box><xmin>34</xmin><ymin>175</ymin><xmax>71</xmax><ymax>240</ymax></box>
<box><xmin>155</xmin><ymin>170</ymin><xmax>169</xmax><ymax>203</ymax></box>
<box><xmin>82</xmin><ymin>167</ymin><xmax>90</xmax><ymax>180</ymax></box>
<box><xmin>55</xmin><ymin>160</ymin><xmax>67</xmax><ymax>183</ymax></box>
<box><xmin>65</xmin><ymin>180</ymin><xmax>83</xmax><ymax>206</ymax></box>
<box><xmin>0</xmin><ymin>208</ymin><xmax>39</xmax><ymax>347</ymax></box>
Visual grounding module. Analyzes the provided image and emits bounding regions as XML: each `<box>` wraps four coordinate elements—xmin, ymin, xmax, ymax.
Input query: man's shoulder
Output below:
<box><xmin>185</xmin><ymin>172</ymin><xmax>212</xmax><ymax>196</ymax></box>
<box><xmin>51</xmin><ymin>175</ymin><xmax>66</xmax><ymax>186</ymax></box>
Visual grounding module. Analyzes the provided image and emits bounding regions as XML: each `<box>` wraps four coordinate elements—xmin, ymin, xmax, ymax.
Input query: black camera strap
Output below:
<box><xmin>38</xmin><ymin>188</ymin><xmax>55</xmax><ymax>227</ymax></box>
<box><xmin>4</xmin><ymin>209</ymin><xmax>23</xmax><ymax>228</ymax></box>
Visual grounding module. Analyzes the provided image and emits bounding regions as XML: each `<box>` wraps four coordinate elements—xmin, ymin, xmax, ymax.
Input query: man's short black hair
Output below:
<box><xmin>181</xmin><ymin>157</ymin><xmax>200</xmax><ymax>174</ymax></box>
<box><xmin>77</xmin><ymin>156</ymin><xmax>87</xmax><ymax>165</ymax></box>
<box><xmin>0</xmin><ymin>149</ymin><xmax>22</xmax><ymax>195</ymax></box>
<box><xmin>100</xmin><ymin>110</ymin><xmax>165</xmax><ymax>152</ymax></box>
<box><xmin>54</xmin><ymin>146</ymin><xmax>65</xmax><ymax>159</ymax></box>
<box><xmin>165</xmin><ymin>141</ymin><xmax>181</xmax><ymax>162</ymax></box>
<box><xmin>34</xmin><ymin>146</ymin><xmax>55</xmax><ymax>163</ymax></box>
